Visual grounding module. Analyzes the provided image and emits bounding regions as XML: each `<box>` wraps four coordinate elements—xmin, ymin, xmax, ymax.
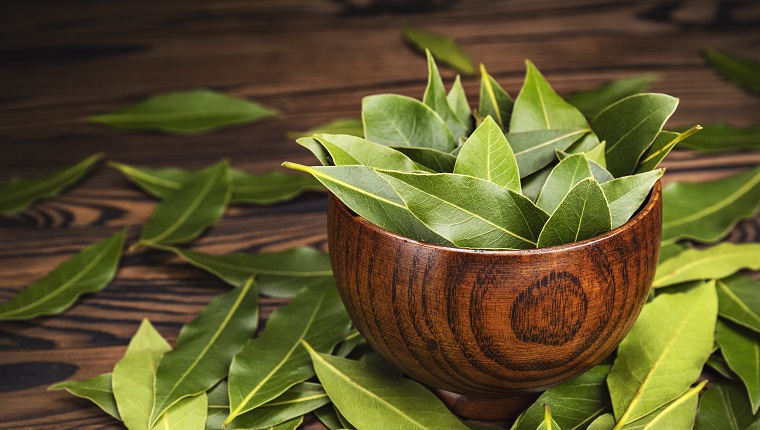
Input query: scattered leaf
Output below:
<box><xmin>679</xmin><ymin>123</ymin><xmax>760</xmax><ymax>153</ymax></box>
<box><xmin>654</xmin><ymin>242</ymin><xmax>760</xmax><ymax>288</ymax></box>
<box><xmin>286</xmin><ymin>118</ymin><xmax>363</xmax><ymax>139</ymax></box>
<box><xmin>618</xmin><ymin>381</ymin><xmax>704</xmax><ymax>430</ymax></box>
<box><xmin>716</xmin><ymin>319</ymin><xmax>760</xmax><ymax>413</ymax></box>
<box><xmin>566</xmin><ymin>76</ymin><xmax>657</xmax><ymax>118</ymax></box>
<box><xmin>695</xmin><ymin>381</ymin><xmax>760</xmax><ymax>430</ymax></box>
<box><xmin>423</xmin><ymin>50</ymin><xmax>469</xmax><ymax>140</ymax></box>
<box><xmin>49</xmin><ymin>373</ymin><xmax>120</xmax><ymax>420</ymax></box>
<box><xmin>226</xmin><ymin>382</ymin><xmax>329</xmax><ymax>429</ymax></box>
<box><xmin>537</xmin><ymin>178</ymin><xmax>611</xmax><ymax>248</ymax></box>
<box><xmin>600</xmin><ymin>169</ymin><xmax>663</xmax><ymax>229</ymax></box>
<box><xmin>635</xmin><ymin>126</ymin><xmax>702</xmax><ymax>173</ymax></box>
<box><xmin>0</xmin><ymin>153</ymin><xmax>102</xmax><ymax>214</ymax></box>
<box><xmin>229</xmin><ymin>170</ymin><xmax>323</xmax><ymax>205</ymax></box>
<box><xmin>479</xmin><ymin>64</ymin><xmax>513</xmax><ymax>129</ymax></box>
<box><xmin>108</xmin><ymin>162</ymin><xmax>191</xmax><ymax>199</ymax></box>
<box><xmin>89</xmin><ymin>90</ymin><xmax>277</xmax><ymax>134</ymax></box>
<box><xmin>705</xmin><ymin>49</ymin><xmax>760</xmax><ymax>93</ymax></box>
<box><xmin>403</xmin><ymin>26</ymin><xmax>475</xmax><ymax>75</ymax></box>
<box><xmin>535</xmin><ymin>153</ymin><xmax>593</xmax><ymax>215</ymax></box>
<box><xmin>454</xmin><ymin>116</ymin><xmax>521</xmax><ymax>192</ymax></box>
<box><xmin>0</xmin><ymin>229</ymin><xmax>125</xmax><ymax>320</ymax></box>
<box><xmin>717</xmin><ymin>275</ymin><xmax>760</xmax><ymax>333</ymax></box>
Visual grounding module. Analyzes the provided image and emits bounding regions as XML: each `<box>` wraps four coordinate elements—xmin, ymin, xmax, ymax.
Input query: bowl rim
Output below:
<box><xmin>330</xmin><ymin>180</ymin><xmax>662</xmax><ymax>256</ymax></box>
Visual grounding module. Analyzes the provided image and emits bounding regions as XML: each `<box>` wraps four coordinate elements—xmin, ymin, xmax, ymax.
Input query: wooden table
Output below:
<box><xmin>1</xmin><ymin>1</ymin><xmax>759</xmax><ymax>428</ymax></box>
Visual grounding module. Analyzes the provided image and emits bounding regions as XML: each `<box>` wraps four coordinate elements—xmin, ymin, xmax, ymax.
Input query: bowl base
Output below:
<box><xmin>431</xmin><ymin>387</ymin><xmax>541</xmax><ymax>421</ymax></box>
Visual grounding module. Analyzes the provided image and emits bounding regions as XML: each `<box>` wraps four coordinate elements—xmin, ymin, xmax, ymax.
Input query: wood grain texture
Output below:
<box><xmin>0</xmin><ymin>0</ymin><xmax>759</xmax><ymax>428</ymax></box>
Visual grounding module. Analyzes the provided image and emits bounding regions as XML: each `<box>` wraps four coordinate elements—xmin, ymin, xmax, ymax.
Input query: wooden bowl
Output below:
<box><xmin>327</xmin><ymin>182</ymin><xmax>662</xmax><ymax>421</ymax></box>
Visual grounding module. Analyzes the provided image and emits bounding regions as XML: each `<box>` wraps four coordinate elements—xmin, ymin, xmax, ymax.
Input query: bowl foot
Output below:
<box><xmin>431</xmin><ymin>387</ymin><xmax>541</xmax><ymax>421</ymax></box>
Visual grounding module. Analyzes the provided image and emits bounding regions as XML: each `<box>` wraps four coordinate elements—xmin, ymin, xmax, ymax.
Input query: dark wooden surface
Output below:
<box><xmin>1</xmin><ymin>0</ymin><xmax>759</xmax><ymax>428</ymax></box>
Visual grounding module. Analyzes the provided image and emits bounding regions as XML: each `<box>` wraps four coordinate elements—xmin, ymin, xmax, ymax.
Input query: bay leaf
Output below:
<box><xmin>136</xmin><ymin>160</ymin><xmax>232</xmax><ymax>249</ymax></box>
<box><xmin>159</xmin><ymin>245</ymin><xmax>333</xmax><ymax>298</ymax></box>
<box><xmin>335</xmin><ymin>329</ymin><xmax>365</xmax><ymax>358</ymax></box>
<box><xmin>653</xmin><ymin>243</ymin><xmax>760</xmax><ymax>288</ymax></box>
<box><xmin>511</xmin><ymin>365</ymin><xmax>610</xmax><ymax>430</ymax></box>
<box><xmin>479</xmin><ymin>64</ymin><xmax>513</xmax><ymax>130</ymax></box>
<box><xmin>447</xmin><ymin>75</ymin><xmax>473</xmax><ymax>133</ymax></box>
<box><xmin>454</xmin><ymin>116</ymin><xmax>521</xmax><ymax>192</ymax></box>
<box><xmin>362</xmin><ymin>94</ymin><xmax>455</xmax><ymax>151</ymax></box>
<box><xmin>658</xmin><ymin>242</ymin><xmax>687</xmax><ymax>265</ymax></box>
<box><xmin>619</xmin><ymin>380</ymin><xmax>704</xmax><ymax>430</ymax></box>
<box><xmin>0</xmin><ymin>153</ymin><xmax>102</xmax><ymax>214</ymax></box>
<box><xmin>392</xmin><ymin>146</ymin><xmax>457</xmax><ymax>172</ymax></box>
<box><xmin>108</xmin><ymin>162</ymin><xmax>192</xmax><ymax>199</ymax></box>
<box><xmin>536</xmin><ymin>405</ymin><xmax>562</xmax><ymax>430</ymax></box>
<box><xmin>521</xmin><ymin>166</ymin><xmax>553</xmax><ymax>202</ymax></box>
<box><xmin>205</xmin><ymin>380</ymin><xmax>229</xmax><ymax>430</ymax></box>
<box><xmin>695</xmin><ymin>381</ymin><xmax>760</xmax><ymax>430</ymax></box>
<box><xmin>507</xmin><ymin>129</ymin><xmax>589</xmax><ymax>178</ymax></box>
<box><xmin>266</xmin><ymin>416</ymin><xmax>303</xmax><ymax>430</ymax></box>
<box><xmin>607</xmin><ymin>280</ymin><xmax>717</xmax><ymax>425</ymax></box>
<box><xmin>716</xmin><ymin>319</ymin><xmax>760</xmax><ymax>413</ymax></box>
<box><xmin>566</xmin><ymin>132</ymin><xmax>603</xmax><ymax>155</ymax></box>
<box><xmin>112</xmin><ymin>319</ymin><xmax>172</xmax><ymax>430</ymax></box>
<box><xmin>587</xmin><ymin>413</ymin><xmax>616</xmax><ymax>430</ymax></box>
<box><xmin>313</xmin><ymin>404</ymin><xmax>345</xmax><ymax>430</ymax></box>
<box><xmin>635</xmin><ymin>126</ymin><xmax>701</xmax><ymax>173</ymax></box>
<box><xmin>0</xmin><ymin>229</ymin><xmax>125</xmax><ymax>320</ymax></box>
<box><xmin>600</xmin><ymin>169</ymin><xmax>663</xmax><ymax>229</ymax></box>
<box><xmin>89</xmin><ymin>90</ymin><xmax>278</xmax><ymax>134</ymax></box>
<box><xmin>537</xmin><ymin>178</ymin><xmax>611</xmax><ymax>248</ymax></box>
<box><xmin>661</xmin><ymin>165</ymin><xmax>760</xmax><ymax>244</ymax></box>
<box><xmin>566</xmin><ymin>76</ymin><xmax>657</xmax><ymax>118</ymax></box>
<box><xmin>423</xmin><ymin>50</ymin><xmax>468</xmax><ymax>141</ymax></box>
<box><xmin>403</xmin><ymin>26</ymin><xmax>475</xmax><ymax>75</ymax></box>
<box><xmin>510</xmin><ymin>60</ymin><xmax>591</xmax><ymax>133</ymax></box>
<box><xmin>705</xmin><ymin>49</ymin><xmax>760</xmax><ymax>93</ymax></box>
<box><xmin>282</xmin><ymin>163</ymin><xmax>450</xmax><ymax>245</ymax></box>
<box><xmin>153</xmin><ymin>393</ymin><xmax>207</xmax><ymax>430</ymax></box>
<box><xmin>286</xmin><ymin>118</ymin><xmax>363</xmax><ymax>139</ymax></box>
<box><xmin>594</xmin><ymin>93</ymin><xmax>678</xmax><ymax>177</ymax></box>
<box><xmin>584</xmin><ymin>140</ymin><xmax>607</xmax><ymax>167</ymax></box>
<box><xmin>378</xmin><ymin>170</ymin><xmax>549</xmax><ymax>249</ymax></box>
<box><xmin>229</xmin><ymin>170</ymin><xmax>324</xmax><ymax>205</ymax></box>
<box><xmin>706</xmin><ymin>352</ymin><xmax>739</xmax><ymax>381</ymax></box>
<box><xmin>717</xmin><ymin>275</ymin><xmax>760</xmax><ymax>333</ymax></box>
<box><xmin>149</xmin><ymin>277</ymin><xmax>259</xmax><ymax>426</ymax></box>
<box><xmin>535</xmin><ymin>153</ymin><xmax>593</xmax><ymax>215</ymax></box>
<box><xmin>314</xmin><ymin>133</ymin><xmax>424</xmax><ymax>171</ymax></box>
<box><xmin>226</xmin><ymin>382</ymin><xmax>329</xmax><ymax>429</ymax></box>
<box><xmin>679</xmin><ymin>123</ymin><xmax>760</xmax><ymax>152</ymax></box>
<box><xmin>296</xmin><ymin>137</ymin><xmax>333</xmax><ymax>166</ymax></box>
<box><xmin>556</xmin><ymin>149</ymin><xmax>613</xmax><ymax>184</ymax></box>
<box><xmin>49</xmin><ymin>373</ymin><xmax>120</xmax><ymax>420</ymax></box>
<box><xmin>302</xmin><ymin>341</ymin><xmax>470</xmax><ymax>430</ymax></box>
<box><xmin>225</xmin><ymin>282</ymin><xmax>351</xmax><ymax>424</ymax></box>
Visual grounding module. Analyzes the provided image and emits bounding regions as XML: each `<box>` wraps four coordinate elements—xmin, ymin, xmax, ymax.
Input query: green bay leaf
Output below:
<box><xmin>507</xmin><ymin>129</ymin><xmax>589</xmax><ymax>178</ymax></box>
<box><xmin>679</xmin><ymin>123</ymin><xmax>760</xmax><ymax>152</ymax></box>
<box><xmin>0</xmin><ymin>153</ymin><xmax>103</xmax><ymax>214</ymax></box>
<box><xmin>635</xmin><ymin>126</ymin><xmax>701</xmax><ymax>173</ymax></box>
<box><xmin>556</xmin><ymin>149</ymin><xmax>613</xmax><ymax>184</ymax></box>
<box><xmin>705</xmin><ymin>49</ymin><xmax>760</xmax><ymax>93</ymax></box>
<box><xmin>90</xmin><ymin>90</ymin><xmax>277</xmax><ymax>134</ymax></box>
<box><xmin>566</xmin><ymin>76</ymin><xmax>657</xmax><ymax>118</ymax></box>
<box><xmin>594</xmin><ymin>93</ymin><xmax>678</xmax><ymax>177</ymax></box>
<box><xmin>229</xmin><ymin>170</ymin><xmax>323</xmax><ymax>205</ymax></box>
<box><xmin>537</xmin><ymin>178</ymin><xmax>611</xmax><ymax>248</ymax></box>
<box><xmin>314</xmin><ymin>134</ymin><xmax>424</xmax><ymax>171</ymax></box>
<box><xmin>403</xmin><ymin>26</ymin><xmax>475</xmax><ymax>75</ymax></box>
<box><xmin>0</xmin><ymin>229</ymin><xmax>125</xmax><ymax>320</ymax></box>
<box><xmin>149</xmin><ymin>278</ymin><xmax>259</xmax><ymax>427</ymax></box>
<box><xmin>313</xmin><ymin>404</ymin><xmax>346</xmax><ymax>430</ymax></box>
<box><xmin>362</xmin><ymin>94</ymin><xmax>455</xmax><ymax>151</ymax></box>
<box><xmin>447</xmin><ymin>75</ymin><xmax>473</xmax><ymax>133</ymax></box>
<box><xmin>535</xmin><ymin>153</ymin><xmax>593</xmax><ymax>215</ymax></box>
<box><xmin>392</xmin><ymin>146</ymin><xmax>457</xmax><ymax>172</ymax></box>
<box><xmin>717</xmin><ymin>275</ymin><xmax>760</xmax><ymax>333</ymax></box>
<box><xmin>226</xmin><ymin>382</ymin><xmax>328</xmax><ymax>429</ymax></box>
<box><xmin>454</xmin><ymin>116</ymin><xmax>521</xmax><ymax>192</ymax></box>
<box><xmin>536</xmin><ymin>405</ymin><xmax>562</xmax><ymax>430</ymax></box>
<box><xmin>225</xmin><ymin>283</ymin><xmax>350</xmax><ymax>424</ymax></box>
<box><xmin>661</xmin><ymin>165</ymin><xmax>760</xmax><ymax>244</ymax></box>
<box><xmin>521</xmin><ymin>166</ymin><xmax>553</xmax><ymax>202</ymax></box>
<box><xmin>716</xmin><ymin>319</ymin><xmax>760</xmax><ymax>413</ymax></box>
<box><xmin>695</xmin><ymin>381</ymin><xmax>760</xmax><ymax>430</ymax></box>
<box><xmin>600</xmin><ymin>169</ymin><xmax>663</xmax><ymax>229</ymax></box>
<box><xmin>49</xmin><ymin>373</ymin><xmax>120</xmax><ymax>420</ymax></box>
<box><xmin>109</xmin><ymin>162</ymin><xmax>191</xmax><ymax>199</ymax></box>
<box><xmin>296</xmin><ymin>137</ymin><xmax>333</xmax><ymax>166</ymax></box>
<box><xmin>286</xmin><ymin>117</ymin><xmax>363</xmax><ymax>139</ymax></box>
<box><xmin>607</xmin><ymin>280</ymin><xmax>717</xmax><ymax>425</ymax></box>
<box><xmin>303</xmin><ymin>342</ymin><xmax>470</xmax><ymax>430</ymax></box>
<box><xmin>479</xmin><ymin>64</ymin><xmax>513</xmax><ymax>130</ymax></box>
<box><xmin>154</xmin><ymin>393</ymin><xmax>207</xmax><ymax>430</ymax></box>
<box><xmin>654</xmin><ymin>243</ymin><xmax>760</xmax><ymax>288</ymax></box>
<box><xmin>618</xmin><ymin>381</ymin><xmax>704</xmax><ymax>430</ymax></box>
<box><xmin>587</xmin><ymin>413</ymin><xmax>616</xmax><ymax>430</ymax></box>
<box><xmin>379</xmin><ymin>170</ymin><xmax>549</xmax><ymax>249</ymax></box>
<box><xmin>423</xmin><ymin>50</ymin><xmax>468</xmax><ymax>141</ymax></box>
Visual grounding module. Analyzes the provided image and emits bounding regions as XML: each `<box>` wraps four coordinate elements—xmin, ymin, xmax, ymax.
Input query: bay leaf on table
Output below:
<box><xmin>507</xmin><ymin>129</ymin><xmax>589</xmax><ymax>178</ymax></box>
<box><xmin>635</xmin><ymin>126</ymin><xmax>701</xmax><ymax>173</ymax></box>
<box><xmin>537</xmin><ymin>178</ymin><xmax>611</xmax><ymax>248</ymax></box>
<box><xmin>658</xmin><ymin>242</ymin><xmax>687</xmax><ymax>265</ymax></box>
<box><xmin>149</xmin><ymin>277</ymin><xmax>258</xmax><ymax>427</ymax></box>
<box><xmin>600</xmin><ymin>169</ymin><xmax>663</xmax><ymax>229</ymax></box>
<box><xmin>479</xmin><ymin>64</ymin><xmax>513</xmax><ymax>130</ymax></box>
<box><xmin>661</xmin><ymin>165</ymin><xmax>760</xmax><ymax>245</ymax></box>
<box><xmin>362</xmin><ymin>94</ymin><xmax>455</xmax><ymax>152</ymax></box>
<box><xmin>716</xmin><ymin>319</ymin><xmax>760</xmax><ymax>413</ymax></box>
<box><xmin>154</xmin><ymin>394</ymin><xmax>207</xmax><ymax>430</ymax></box>
<box><xmin>302</xmin><ymin>342</ymin><xmax>470</xmax><ymax>430</ymax></box>
<box><xmin>587</xmin><ymin>413</ymin><xmax>616</xmax><ymax>430</ymax></box>
<box><xmin>454</xmin><ymin>116</ymin><xmax>521</xmax><ymax>192</ymax></box>
<box><xmin>225</xmin><ymin>282</ymin><xmax>350</xmax><ymax>424</ymax></box>
<box><xmin>535</xmin><ymin>405</ymin><xmax>562</xmax><ymax>430</ymax></box>
<box><xmin>378</xmin><ymin>170</ymin><xmax>549</xmax><ymax>249</ymax></box>
<box><xmin>108</xmin><ymin>162</ymin><xmax>192</xmax><ymax>199</ymax></box>
<box><xmin>313</xmin><ymin>133</ymin><xmax>425</xmax><ymax>171</ymax></box>
<box><xmin>510</xmin><ymin>60</ymin><xmax>592</xmax><ymax>134</ymax></box>
<box><xmin>286</xmin><ymin>117</ymin><xmax>363</xmax><ymax>139</ymax></box>
<box><xmin>695</xmin><ymin>381</ymin><xmax>760</xmax><ymax>430</ymax></box>
<box><xmin>511</xmin><ymin>365</ymin><xmax>610</xmax><ymax>430</ymax></box>
<box><xmin>0</xmin><ymin>153</ymin><xmax>102</xmax><ymax>214</ymax></box>
<box><xmin>391</xmin><ymin>146</ymin><xmax>457</xmax><ymax>172</ymax></box>
<box><xmin>447</xmin><ymin>74</ymin><xmax>473</xmax><ymax>133</ymax></box>
<box><xmin>535</xmin><ymin>153</ymin><xmax>593</xmax><ymax>215</ymax></box>
<box><xmin>136</xmin><ymin>160</ymin><xmax>231</xmax><ymax>249</ymax></box>
<box><xmin>607</xmin><ymin>280</ymin><xmax>717</xmax><ymax>425</ymax></box>
<box><xmin>705</xmin><ymin>49</ymin><xmax>760</xmax><ymax>93</ymax></box>
<box><xmin>618</xmin><ymin>380</ymin><xmax>705</xmax><ymax>430</ymax></box>
<box><xmin>717</xmin><ymin>275</ymin><xmax>760</xmax><ymax>333</ymax></box>
<box><xmin>422</xmin><ymin>50</ymin><xmax>469</xmax><ymax>141</ymax></box>
<box><xmin>49</xmin><ymin>373</ymin><xmax>120</xmax><ymax>420</ymax></box>
<box><xmin>678</xmin><ymin>123</ymin><xmax>760</xmax><ymax>152</ymax></box>
<box><xmin>226</xmin><ymin>382</ymin><xmax>329</xmax><ymax>429</ymax></box>
<box><xmin>653</xmin><ymin>242</ymin><xmax>760</xmax><ymax>288</ymax></box>
<box><xmin>593</xmin><ymin>93</ymin><xmax>678</xmax><ymax>177</ymax></box>
<box><xmin>112</xmin><ymin>319</ymin><xmax>172</xmax><ymax>430</ymax></box>
<box><xmin>566</xmin><ymin>76</ymin><xmax>657</xmax><ymax>118</ymax></box>
<box><xmin>89</xmin><ymin>90</ymin><xmax>278</xmax><ymax>134</ymax></box>
<box><xmin>228</xmin><ymin>170</ymin><xmax>323</xmax><ymax>205</ymax></box>
<box><xmin>403</xmin><ymin>25</ymin><xmax>475</xmax><ymax>75</ymax></box>
<box><xmin>0</xmin><ymin>229</ymin><xmax>125</xmax><ymax>321</ymax></box>
<box><xmin>282</xmin><ymin>163</ymin><xmax>451</xmax><ymax>246</ymax></box>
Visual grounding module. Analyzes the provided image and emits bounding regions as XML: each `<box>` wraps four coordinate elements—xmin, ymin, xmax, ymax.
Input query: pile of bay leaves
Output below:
<box><xmin>1</xmin><ymin>52</ymin><xmax>759</xmax><ymax>430</ymax></box>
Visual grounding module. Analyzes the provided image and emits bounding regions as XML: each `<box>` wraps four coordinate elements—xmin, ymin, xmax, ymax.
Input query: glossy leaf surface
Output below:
<box><xmin>362</xmin><ymin>94</ymin><xmax>455</xmax><ymax>151</ymax></box>
<box><xmin>49</xmin><ymin>373</ymin><xmax>120</xmax><ymax>420</ymax></box>
<box><xmin>600</xmin><ymin>169</ymin><xmax>663</xmax><ymax>229</ymax></box>
<box><xmin>454</xmin><ymin>116</ymin><xmax>521</xmax><ymax>191</ymax></box>
<box><xmin>717</xmin><ymin>275</ymin><xmax>760</xmax><ymax>333</ymax></box>
<box><xmin>566</xmin><ymin>76</ymin><xmax>657</xmax><ymax>118</ymax></box>
<box><xmin>403</xmin><ymin>26</ymin><xmax>475</xmax><ymax>75</ymax></box>
<box><xmin>716</xmin><ymin>320</ymin><xmax>760</xmax><ymax>413</ymax></box>
<box><xmin>654</xmin><ymin>243</ymin><xmax>760</xmax><ymax>288</ymax></box>
<box><xmin>537</xmin><ymin>178</ymin><xmax>611</xmax><ymax>248</ymax></box>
